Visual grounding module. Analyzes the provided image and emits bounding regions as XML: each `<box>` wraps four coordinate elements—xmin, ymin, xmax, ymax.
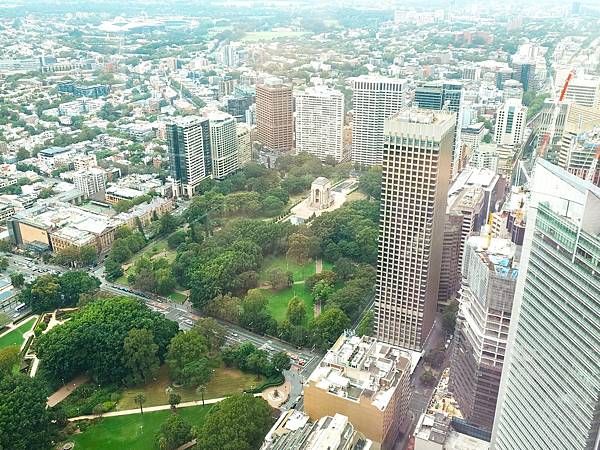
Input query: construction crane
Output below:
<box><xmin>585</xmin><ymin>145</ymin><xmax>600</xmax><ymax>183</ymax></box>
<box><xmin>538</xmin><ymin>69</ymin><xmax>575</xmax><ymax>158</ymax></box>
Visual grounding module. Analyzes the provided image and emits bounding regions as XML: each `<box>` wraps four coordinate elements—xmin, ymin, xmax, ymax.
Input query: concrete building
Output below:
<box><xmin>166</xmin><ymin>116</ymin><xmax>211</xmax><ymax>197</ymax></box>
<box><xmin>262</xmin><ymin>411</ymin><xmax>373</xmax><ymax>450</ymax></box>
<box><xmin>414</xmin><ymin>81</ymin><xmax>463</xmax><ymax>178</ymax></box>
<box><xmin>350</xmin><ymin>75</ymin><xmax>408</xmax><ymax>167</ymax></box>
<box><xmin>468</xmin><ymin>143</ymin><xmax>500</xmax><ymax>173</ymax></box>
<box><xmin>304</xmin><ymin>334</ymin><xmax>412</xmax><ymax>450</ymax></box>
<box><xmin>73</xmin><ymin>168</ymin><xmax>106</xmax><ymax>199</ymax></box>
<box><xmin>414</xmin><ymin>413</ymin><xmax>490</xmax><ymax>450</ymax></box>
<box><xmin>460</xmin><ymin>122</ymin><xmax>486</xmax><ymax>153</ymax></box>
<box><xmin>493</xmin><ymin>99</ymin><xmax>527</xmax><ymax>147</ymax></box>
<box><xmin>256</xmin><ymin>79</ymin><xmax>293</xmax><ymax>152</ymax></box>
<box><xmin>449</xmin><ymin>236</ymin><xmax>519</xmax><ymax>431</ymax></box>
<box><xmin>236</xmin><ymin>123</ymin><xmax>253</xmax><ymax>166</ymax></box>
<box><xmin>295</xmin><ymin>86</ymin><xmax>345</xmax><ymax>162</ymax></box>
<box><xmin>561</xmin><ymin>73</ymin><xmax>600</xmax><ymax>109</ymax></box>
<box><xmin>375</xmin><ymin>109</ymin><xmax>455</xmax><ymax>350</ymax></box>
<box><xmin>207</xmin><ymin>111</ymin><xmax>239</xmax><ymax>180</ymax></box>
<box><xmin>73</xmin><ymin>153</ymin><xmax>98</xmax><ymax>171</ymax></box>
<box><xmin>492</xmin><ymin>159</ymin><xmax>600</xmax><ymax>450</ymax></box>
<box><xmin>501</xmin><ymin>80</ymin><xmax>523</xmax><ymax>101</ymax></box>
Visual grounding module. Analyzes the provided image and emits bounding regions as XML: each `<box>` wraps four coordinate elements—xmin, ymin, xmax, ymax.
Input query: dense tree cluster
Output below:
<box><xmin>20</xmin><ymin>271</ymin><xmax>101</xmax><ymax>313</ymax></box>
<box><xmin>222</xmin><ymin>342</ymin><xmax>290</xmax><ymax>378</ymax></box>
<box><xmin>195</xmin><ymin>394</ymin><xmax>273</xmax><ymax>450</ymax></box>
<box><xmin>129</xmin><ymin>256</ymin><xmax>177</xmax><ymax>296</ymax></box>
<box><xmin>36</xmin><ymin>297</ymin><xmax>178</xmax><ymax>384</ymax></box>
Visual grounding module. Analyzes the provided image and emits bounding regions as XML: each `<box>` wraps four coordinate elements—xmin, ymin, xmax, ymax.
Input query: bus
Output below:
<box><xmin>15</xmin><ymin>303</ymin><xmax>27</xmax><ymax>312</ymax></box>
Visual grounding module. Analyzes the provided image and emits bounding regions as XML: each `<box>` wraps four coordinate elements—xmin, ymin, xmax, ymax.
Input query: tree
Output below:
<box><xmin>196</xmin><ymin>384</ymin><xmax>206</xmax><ymax>406</ymax></box>
<box><xmin>359</xmin><ymin>166</ymin><xmax>382</xmax><ymax>200</ymax></box>
<box><xmin>286</xmin><ymin>295</ymin><xmax>306</xmax><ymax>326</ymax></box>
<box><xmin>15</xmin><ymin>148</ymin><xmax>30</xmax><ymax>161</ymax></box>
<box><xmin>166</xmin><ymin>332</ymin><xmax>211</xmax><ymax>387</ymax></box>
<box><xmin>156</xmin><ymin>414</ymin><xmax>193</xmax><ymax>450</ymax></box>
<box><xmin>356</xmin><ymin>310</ymin><xmax>374</xmax><ymax>337</ymax></box>
<box><xmin>105</xmin><ymin>258</ymin><xmax>124</xmax><ymax>281</ymax></box>
<box><xmin>310</xmin><ymin>307</ymin><xmax>350</xmax><ymax>350</ymax></box>
<box><xmin>266</xmin><ymin>268</ymin><xmax>292</xmax><ymax>291</ymax></box>
<box><xmin>0</xmin><ymin>346</ymin><xmax>19</xmax><ymax>379</ymax></box>
<box><xmin>261</xmin><ymin>195</ymin><xmax>285</xmax><ymax>217</ymax></box>
<box><xmin>286</xmin><ymin>232</ymin><xmax>319</xmax><ymax>264</ymax></box>
<box><xmin>195</xmin><ymin>394</ymin><xmax>273</xmax><ymax>450</ymax></box>
<box><xmin>122</xmin><ymin>329</ymin><xmax>160</xmax><ymax>386</ymax></box>
<box><xmin>159</xmin><ymin>212</ymin><xmax>179</xmax><ymax>235</ymax></box>
<box><xmin>191</xmin><ymin>318</ymin><xmax>226</xmax><ymax>354</ymax></box>
<box><xmin>10</xmin><ymin>273</ymin><xmax>24</xmax><ymax>288</ymax></box>
<box><xmin>441</xmin><ymin>301</ymin><xmax>459</xmax><ymax>335</ymax></box>
<box><xmin>332</xmin><ymin>258</ymin><xmax>355</xmax><ymax>281</ymax></box>
<box><xmin>79</xmin><ymin>245</ymin><xmax>98</xmax><ymax>266</ymax></box>
<box><xmin>0</xmin><ymin>374</ymin><xmax>50</xmax><ymax>450</ymax></box>
<box><xmin>167</xmin><ymin>230</ymin><xmax>187</xmax><ymax>249</ymax></box>
<box><xmin>312</xmin><ymin>280</ymin><xmax>334</xmax><ymax>307</ymax></box>
<box><xmin>420</xmin><ymin>370</ymin><xmax>437</xmax><ymax>387</ymax></box>
<box><xmin>58</xmin><ymin>271</ymin><xmax>101</xmax><ymax>306</ymax></box>
<box><xmin>168</xmin><ymin>392</ymin><xmax>181</xmax><ymax>410</ymax></box>
<box><xmin>134</xmin><ymin>393</ymin><xmax>146</xmax><ymax>415</ymax></box>
<box><xmin>20</xmin><ymin>274</ymin><xmax>61</xmax><ymax>313</ymax></box>
<box><xmin>271</xmin><ymin>352</ymin><xmax>291</xmax><ymax>373</ymax></box>
<box><xmin>0</xmin><ymin>257</ymin><xmax>8</xmax><ymax>272</ymax></box>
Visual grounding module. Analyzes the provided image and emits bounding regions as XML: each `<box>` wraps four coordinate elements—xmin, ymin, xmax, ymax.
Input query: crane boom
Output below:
<box><xmin>539</xmin><ymin>69</ymin><xmax>575</xmax><ymax>157</ymax></box>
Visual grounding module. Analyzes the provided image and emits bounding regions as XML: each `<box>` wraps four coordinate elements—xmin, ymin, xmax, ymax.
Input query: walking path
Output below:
<box><xmin>67</xmin><ymin>393</ymin><xmax>263</xmax><ymax>421</ymax></box>
<box><xmin>315</xmin><ymin>258</ymin><xmax>323</xmax><ymax>274</ymax></box>
<box><xmin>47</xmin><ymin>374</ymin><xmax>90</xmax><ymax>407</ymax></box>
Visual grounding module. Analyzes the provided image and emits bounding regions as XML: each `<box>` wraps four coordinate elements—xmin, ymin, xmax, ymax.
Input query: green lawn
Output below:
<box><xmin>259</xmin><ymin>256</ymin><xmax>316</xmax><ymax>283</ymax></box>
<box><xmin>241</xmin><ymin>31</ymin><xmax>308</xmax><ymax>42</ymax></box>
<box><xmin>0</xmin><ymin>317</ymin><xmax>35</xmax><ymax>350</ymax></box>
<box><xmin>168</xmin><ymin>292</ymin><xmax>187</xmax><ymax>303</ymax></box>
<box><xmin>115</xmin><ymin>237</ymin><xmax>177</xmax><ymax>286</ymax></box>
<box><xmin>263</xmin><ymin>286</ymin><xmax>314</xmax><ymax>324</ymax></box>
<box><xmin>117</xmin><ymin>365</ymin><xmax>263</xmax><ymax>410</ymax></box>
<box><xmin>68</xmin><ymin>405</ymin><xmax>210</xmax><ymax>450</ymax></box>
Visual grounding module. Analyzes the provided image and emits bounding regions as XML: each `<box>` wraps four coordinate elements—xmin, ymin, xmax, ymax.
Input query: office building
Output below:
<box><xmin>256</xmin><ymin>79</ymin><xmax>294</xmax><ymax>152</ymax></box>
<box><xmin>460</xmin><ymin>122</ymin><xmax>486</xmax><ymax>152</ymax></box>
<box><xmin>511</xmin><ymin>61</ymin><xmax>535</xmax><ymax>92</ymax></box>
<box><xmin>166</xmin><ymin>116</ymin><xmax>211</xmax><ymax>197</ymax></box>
<box><xmin>350</xmin><ymin>75</ymin><xmax>408</xmax><ymax>167</ymax></box>
<box><xmin>304</xmin><ymin>333</ymin><xmax>412</xmax><ymax>450</ymax></box>
<box><xmin>493</xmin><ymin>100</ymin><xmax>527</xmax><ymax>147</ymax></box>
<box><xmin>295</xmin><ymin>86</ymin><xmax>345</xmax><ymax>162</ymax></box>
<box><xmin>375</xmin><ymin>109</ymin><xmax>455</xmax><ymax>350</ymax></box>
<box><xmin>501</xmin><ymin>80</ymin><xmax>523</xmax><ymax>101</ymax></box>
<box><xmin>261</xmin><ymin>411</ymin><xmax>373</xmax><ymax>450</ymax></box>
<box><xmin>414</xmin><ymin>81</ymin><xmax>463</xmax><ymax>178</ymax></box>
<box><xmin>73</xmin><ymin>168</ymin><xmax>106</xmax><ymax>198</ymax></box>
<box><xmin>449</xmin><ymin>236</ymin><xmax>519</xmax><ymax>431</ymax></box>
<box><xmin>492</xmin><ymin>159</ymin><xmax>600</xmax><ymax>450</ymax></box>
<box><xmin>561</xmin><ymin>73</ymin><xmax>600</xmax><ymax>109</ymax></box>
<box><xmin>206</xmin><ymin>111</ymin><xmax>239</xmax><ymax>180</ymax></box>
<box><xmin>469</xmin><ymin>143</ymin><xmax>500</xmax><ymax>173</ymax></box>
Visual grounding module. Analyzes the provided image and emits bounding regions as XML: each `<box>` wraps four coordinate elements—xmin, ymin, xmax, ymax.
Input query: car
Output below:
<box><xmin>298</xmin><ymin>359</ymin><xmax>306</xmax><ymax>366</ymax></box>
<box><xmin>231</xmin><ymin>332</ymin><xmax>239</xmax><ymax>337</ymax></box>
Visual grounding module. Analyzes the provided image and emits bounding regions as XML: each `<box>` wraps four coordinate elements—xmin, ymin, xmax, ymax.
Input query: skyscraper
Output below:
<box><xmin>206</xmin><ymin>111</ymin><xmax>239</xmax><ymax>180</ymax></box>
<box><xmin>449</xmin><ymin>235</ymin><xmax>519</xmax><ymax>431</ymax></box>
<box><xmin>414</xmin><ymin>81</ymin><xmax>464</xmax><ymax>178</ymax></box>
<box><xmin>166</xmin><ymin>116</ymin><xmax>211</xmax><ymax>197</ymax></box>
<box><xmin>350</xmin><ymin>75</ymin><xmax>408</xmax><ymax>167</ymax></box>
<box><xmin>375</xmin><ymin>108</ymin><xmax>455</xmax><ymax>351</ymax></box>
<box><xmin>255</xmin><ymin>78</ymin><xmax>293</xmax><ymax>152</ymax></box>
<box><xmin>493</xmin><ymin>99</ymin><xmax>527</xmax><ymax>147</ymax></box>
<box><xmin>492</xmin><ymin>159</ymin><xmax>600</xmax><ymax>450</ymax></box>
<box><xmin>294</xmin><ymin>86</ymin><xmax>345</xmax><ymax>162</ymax></box>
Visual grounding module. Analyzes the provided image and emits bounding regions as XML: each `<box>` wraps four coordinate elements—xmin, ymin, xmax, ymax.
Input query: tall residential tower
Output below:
<box><xmin>255</xmin><ymin>78</ymin><xmax>293</xmax><ymax>152</ymax></box>
<box><xmin>375</xmin><ymin>108</ymin><xmax>455</xmax><ymax>351</ymax></box>
<box><xmin>350</xmin><ymin>75</ymin><xmax>408</xmax><ymax>167</ymax></box>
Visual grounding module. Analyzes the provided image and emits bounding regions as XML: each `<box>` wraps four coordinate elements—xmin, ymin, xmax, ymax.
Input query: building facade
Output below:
<box><xmin>166</xmin><ymin>116</ymin><xmax>211</xmax><ymax>197</ymax></box>
<box><xmin>492</xmin><ymin>159</ymin><xmax>600</xmax><ymax>450</ymax></box>
<box><xmin>449</xmin><ymin>236</ymin><xmax>519</xmax><ymax>431</ymax></box>
<box><xmin>375</xmin><ymin>109</ymin><xmax>455</xmax><ymax>350</ymax></box>
<box><xmin>207</xmin><ymin>111</ymin><xmax>239</xmax><ymax>180</ymax></box>
<box><xmin>73</xmin><ymin>168</ymin><xmax>106</xmax><ymax>198</ymax></box>
<box><xmin>255</xmin><ymin>79</ymin><xmax>293</xmax><ymax>152</ymax></box>
<box><xmin>493</xmin><ymin>99</ymin><xmax>527</xmax><ymax>147</ymax></box>
<box><xmin>294</xmin><ymin>86</ymin><xmax>345</xmax><ymax>161</ymax></box>
<box><xmin>351</xmin><ymin>75</ymin><xmax>408</xmax><ymax>167</ymax></box>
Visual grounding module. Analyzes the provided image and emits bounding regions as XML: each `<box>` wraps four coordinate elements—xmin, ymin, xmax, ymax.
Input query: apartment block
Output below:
<box><xmin>304</xmin><ymin>334</ymin><xmax>412</xmax><ymax>450</ymax></box>
<box><xmin>256</xmin><ymin>79</ymin><xmax>293</xmax><ymax>152</ymax></box>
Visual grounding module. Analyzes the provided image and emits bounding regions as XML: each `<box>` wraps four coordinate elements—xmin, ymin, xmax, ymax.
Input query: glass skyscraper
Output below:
<box><xmin>492</xmin><ymin>159</ymin><xmax>600</xmax><ymax>450</ymax></box>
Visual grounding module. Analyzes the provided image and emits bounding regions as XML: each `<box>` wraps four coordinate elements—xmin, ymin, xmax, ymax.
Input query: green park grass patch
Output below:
<box><xmin>259</xmin><ymin>256</ymin><xmax>316</xmax><ymax>283</ymax></box>
<box><xmin>0</xmin><ymin>317</ymin><xmax>35</xmax><ymax>350</ymax></box>
<box><xmin>117</xmin><ymin>364</ymin><xmax>263</xmax><ymax>410</ymax></box>
<box><xmin>68</xmin><ymin>405</ymin><xmax>210</xmax><ymax>450</ymax></box>
<box><xmin>168</xmin><ymin>291</ymin><xmax>187</xmax><ymax>303</ymax></box>
<box><xmin>263</xmin><ymin>286</ymin><xmax>314</xmax><ymax>324</ymax></box>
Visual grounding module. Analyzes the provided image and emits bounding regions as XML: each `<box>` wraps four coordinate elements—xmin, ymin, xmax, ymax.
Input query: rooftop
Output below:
<box><xmin>414</xmin><ymin>413</ymin><xmax>489</xmax><ymax>450</ymax></box>
<box><xmin>308</xmin><ymin>334</ymin><xmax>411</xmax><ymax>411</ymax></box>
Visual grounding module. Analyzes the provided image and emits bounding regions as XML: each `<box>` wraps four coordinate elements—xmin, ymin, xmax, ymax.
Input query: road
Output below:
<box><xmin>394</xmin><ymin>316</ymin><xmax>450</xmax><ymax>450</ymax></box>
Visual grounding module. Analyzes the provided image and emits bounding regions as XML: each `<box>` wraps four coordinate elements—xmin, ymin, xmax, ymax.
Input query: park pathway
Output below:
<box><xmin>47</xmin><ymin>374</ymin><xmax>90</xmax><ymax>407</ymax></box>
<box><xmin>315</xmin><ymin>258</ymin><xmax>323</xmax><ymax>274</ymax></box>
<box><xmin>67</xmin><ymin>393</ymin><xmax>263</xmax><ymax>421</ymax></box>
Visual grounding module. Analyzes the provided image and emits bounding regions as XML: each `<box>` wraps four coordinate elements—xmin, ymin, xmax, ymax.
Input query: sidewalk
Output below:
<box><xmin>47</xmin><ymin>374</ymin><xmax>90</xmax><ymax>407</ymax></box>
<box><xmin>68</xmin><ymin>393</ymin><xmax>263</xmax><ymax>421</ymax></box>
